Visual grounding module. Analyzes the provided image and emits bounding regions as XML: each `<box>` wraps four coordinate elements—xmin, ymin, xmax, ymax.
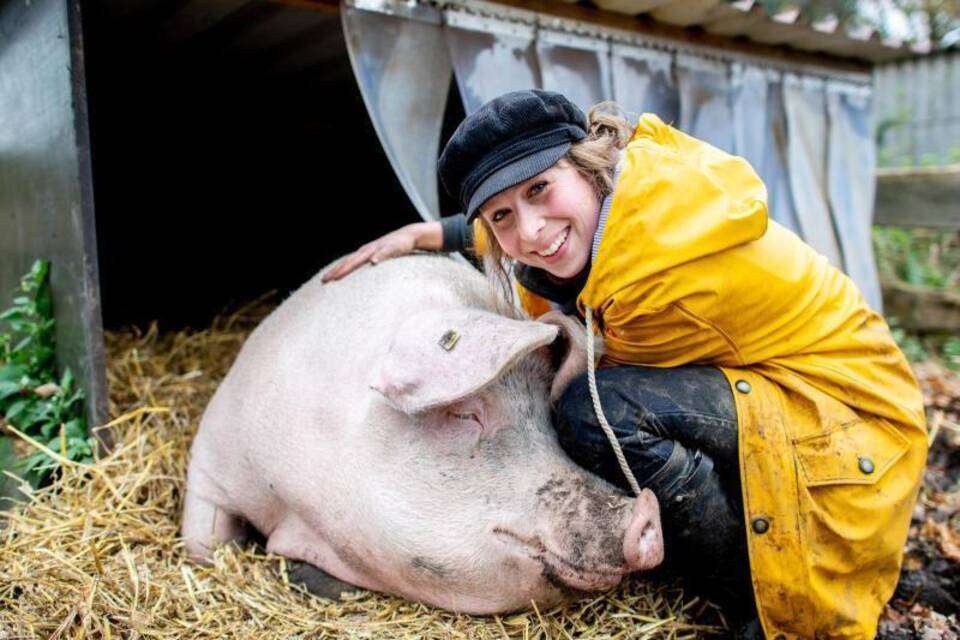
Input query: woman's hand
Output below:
<box><xmin>322</xmin><ymin>221</ymin><xmax>442</xmax><ymax>283</ymax></box>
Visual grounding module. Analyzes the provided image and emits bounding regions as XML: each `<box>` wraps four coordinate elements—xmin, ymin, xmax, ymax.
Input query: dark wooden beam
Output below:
<box><xmin>271</xmin><ymin>0</ymin><xmax>339</xmax><ymax>13</ymax></box>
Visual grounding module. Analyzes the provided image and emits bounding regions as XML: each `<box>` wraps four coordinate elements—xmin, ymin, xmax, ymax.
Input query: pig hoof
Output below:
<box><xmin>286</xmin><ymin>560</ymin><xmax>363</xmax><ymax>600</ymax></box>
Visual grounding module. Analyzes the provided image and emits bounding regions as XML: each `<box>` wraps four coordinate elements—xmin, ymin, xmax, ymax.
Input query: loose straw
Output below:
<box><xmin>1</xmin><ymin>299</ymin><xmax>723</xmax><ymax>639</ymax></box>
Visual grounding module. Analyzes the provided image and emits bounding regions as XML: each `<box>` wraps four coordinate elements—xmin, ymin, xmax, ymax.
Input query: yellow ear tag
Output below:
<box><xmin>439</xmin><ymin>330</ymin><xmax>460</xmax><ymax>352</ymax></box>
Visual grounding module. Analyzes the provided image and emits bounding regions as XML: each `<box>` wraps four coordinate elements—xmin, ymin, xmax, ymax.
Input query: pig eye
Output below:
<box><xmin>452</xmin><ymin>412</ymin><xmax>480</xmax><ymax>423</ymax></box>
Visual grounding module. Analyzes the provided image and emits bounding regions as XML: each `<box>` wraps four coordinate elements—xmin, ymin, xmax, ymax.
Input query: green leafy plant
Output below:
<box><xmin>873</xmin><ymin>226</ymin><xmax>960</xmax><ymax>290</ymax></box>
<box><xmin>943</xmin><ymin>336</ymin><xmax>960</xmax><ymax>371</ymax></box>
<box><xmin>0</xmin><ymin>260</ymin><xmax>93</xmax><ymax>488</ymax></box>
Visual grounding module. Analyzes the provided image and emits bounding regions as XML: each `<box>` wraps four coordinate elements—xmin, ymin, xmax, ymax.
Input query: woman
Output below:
<box><xmin>323</xmin><ymin>90</ymin><xmax>926</xmax><ymax>639</ymax></box>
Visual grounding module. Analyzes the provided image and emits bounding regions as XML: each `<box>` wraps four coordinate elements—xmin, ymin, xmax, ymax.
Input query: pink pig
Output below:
<box><xmin>182</xmin><ymin>254</ymin><xmax>663</xmax><ymax>614</ymax></box>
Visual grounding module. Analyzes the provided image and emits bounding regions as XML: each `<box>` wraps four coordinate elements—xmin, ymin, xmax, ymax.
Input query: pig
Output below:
<box><xmin>181</xmin><ymin>254</ymin><xmax>663</xmax><ymax>614</ymax></box>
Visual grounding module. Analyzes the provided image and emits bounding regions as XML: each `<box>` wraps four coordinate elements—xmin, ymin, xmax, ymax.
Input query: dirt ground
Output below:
<box><xmin>876</xmin><ymin>362</ymin><xmax>960</xmax><ymax>639</ymax></box>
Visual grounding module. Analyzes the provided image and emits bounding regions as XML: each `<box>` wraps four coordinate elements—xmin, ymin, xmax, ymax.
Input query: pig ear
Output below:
<box><xmin>370</xmin><ymin>308</ymin><xmax>559</xmax><ymax>414</ymax></box>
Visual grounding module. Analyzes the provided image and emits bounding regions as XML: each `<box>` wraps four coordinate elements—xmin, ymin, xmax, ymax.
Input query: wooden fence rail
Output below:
<box><xmin>874</xmin><ymin>165</ymin><xmax>960</xmax><ymax>229</ymax></box>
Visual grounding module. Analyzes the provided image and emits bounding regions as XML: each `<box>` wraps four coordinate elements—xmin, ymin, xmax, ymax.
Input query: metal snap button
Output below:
<box><xmin>735</xmin><ymin>380</ymin><xmax>752</xmax><ymax>394</ymax></box>
<box><xmin>751</xmin><ymin>517</ymin><xmax>769</xmax><ymax>534</ymax></box>
<box><xmin>858</xmin><ymin>457</ymin><xmax>875</xmax><ymax>475</ymax></box>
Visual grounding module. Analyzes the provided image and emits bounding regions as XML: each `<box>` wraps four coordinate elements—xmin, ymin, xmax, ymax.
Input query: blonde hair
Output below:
<box><xmin>477</xmin><ymin>101</ymin><xmax>634</xmax><ymax>309</ymax></box>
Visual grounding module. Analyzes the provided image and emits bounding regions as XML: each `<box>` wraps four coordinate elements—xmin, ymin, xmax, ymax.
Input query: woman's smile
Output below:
<box><xmin>536</xmin><ymin>226</ymin><xmax>570</xmax><ymax>259</ymax></box>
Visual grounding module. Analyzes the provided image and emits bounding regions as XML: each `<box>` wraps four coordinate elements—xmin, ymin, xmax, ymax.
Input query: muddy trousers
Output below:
<box><xmin>554</xmin><ymin>365</ymin><xmax>757</xmax><ymax>623</ymax></box>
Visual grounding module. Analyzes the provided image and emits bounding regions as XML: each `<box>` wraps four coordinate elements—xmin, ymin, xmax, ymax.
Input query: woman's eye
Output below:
<box><xmin>491</xmin><ymin>210</ymin><xmax>509</xmax><ymax>223</ymax></box>
<box><xmin>529</xmin><ymin>181</ymin><xmax>547</xmax><ymax>197</ymax></box>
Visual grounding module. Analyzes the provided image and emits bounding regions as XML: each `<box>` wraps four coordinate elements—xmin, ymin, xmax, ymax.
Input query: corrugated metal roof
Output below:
<box><xmin>90</xmin><ymin>0</ymin><xmax>935</xmax><ymax>65</ymax></box>
<box><xmin>553</xmin><ymin>0</ymin><xmax>931</xmax><ymax>63</ymax></box>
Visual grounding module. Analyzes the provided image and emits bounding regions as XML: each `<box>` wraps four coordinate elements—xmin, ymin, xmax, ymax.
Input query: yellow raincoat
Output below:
<box><xmin>505</xmin><ymin>114</ymin><xmax>927</xmax><ymax>638</ymax></box>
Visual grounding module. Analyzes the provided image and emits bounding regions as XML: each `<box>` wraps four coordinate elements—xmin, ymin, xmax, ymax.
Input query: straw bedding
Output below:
<box><xmin>0</xmin><ymin>299</ymin><xmax>724</xmax><ymax>639</ymax></box>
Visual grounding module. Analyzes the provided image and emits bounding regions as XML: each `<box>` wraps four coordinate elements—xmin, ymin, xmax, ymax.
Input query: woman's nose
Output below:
<box><xmin>516</xmin><ymin>207</ymin><xmax>546</xmax><ymax>245</ymax></box>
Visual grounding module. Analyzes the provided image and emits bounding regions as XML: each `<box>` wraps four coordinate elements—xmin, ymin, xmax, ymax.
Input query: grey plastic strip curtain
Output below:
<box><xmin>342</xmin><ymin>1</ymin><xmax>880</xmax><ymax>300</ymax></box>
<box><xmin>444</xmin><ymin>13</ymin><xmax>541</xmax><ymax>114</ymax></box>
<box><xmin>827</xmin><ymin>82</ymin><xmax>883</xmax><ymax>311</ymax></box>
<box><xmin>341</xmin><ymin>5</ymin><xmax>451</xmax><ymax>221</ymax></box>
<box><xmin>783</xmin><ymin>74</ymin><xmax>845</xmax><ymax>269</ymax></box>
<box><xmin>536</xmin><ymin>30</ymin><xmax>612</xmax><ymax>113</ymax></box>
<box><xmin>676</xmin><ymin>54</ymin><xmax>734</xmax><ymax>153</ymax></box>
<box><xmin>732</xmin><ymin>65</ymin><xmax>801</xmax><ymax>234</ymax></box>
<box><xmin>610</xmin><ymin>44</ymin><xmax>679</xmax><ymax>124</ymax></box>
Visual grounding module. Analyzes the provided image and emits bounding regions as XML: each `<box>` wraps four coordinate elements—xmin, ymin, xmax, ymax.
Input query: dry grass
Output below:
<box><xmin>0</xmin><ymin>299</ymin><xmax>724</xmax><ymax>639</ymax></box>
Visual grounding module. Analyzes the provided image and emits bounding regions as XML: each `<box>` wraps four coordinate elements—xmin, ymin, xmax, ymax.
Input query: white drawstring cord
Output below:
<box><xmin>583</xmin><ymin>305</ymin><xmax>643</xmax><ymax>497</ymax></box>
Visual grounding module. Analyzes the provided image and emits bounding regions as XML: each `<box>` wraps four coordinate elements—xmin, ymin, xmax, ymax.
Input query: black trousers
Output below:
<box><xmin>554</xmin><ymin>365</ymin><xmax>757</xmax><ymax>622</ymax></box>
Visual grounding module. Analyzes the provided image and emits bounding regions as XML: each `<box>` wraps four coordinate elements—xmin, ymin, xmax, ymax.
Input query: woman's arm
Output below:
<box><xmin>321</xmin><ymin>215</ymin><xmax>475</xmax><ymax>283</ymax></box>
<box><xmin>321</xmin><ymin>221</ymin><xmax>442</xmax><ymax>282</ymax></box>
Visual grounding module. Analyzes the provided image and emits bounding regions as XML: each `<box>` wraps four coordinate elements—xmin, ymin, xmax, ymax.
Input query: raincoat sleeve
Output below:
<box><xmin>596</xmin><ymin>295</ymin><xmax>743</xmax><ymax>368</ymax></box>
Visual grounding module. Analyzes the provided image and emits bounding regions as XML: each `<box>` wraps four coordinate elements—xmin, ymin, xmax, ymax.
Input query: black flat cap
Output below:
<box><xmin>438</xmin><ymin>90</ymin><xmax>587</xmax><ymax>222</ymax></box>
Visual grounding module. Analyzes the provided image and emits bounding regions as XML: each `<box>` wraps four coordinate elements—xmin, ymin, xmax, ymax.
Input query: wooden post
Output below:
<box><xmin>0</xmin><ymin>0</ymin><xmax>109</xmax><ymax>446</ymax></box>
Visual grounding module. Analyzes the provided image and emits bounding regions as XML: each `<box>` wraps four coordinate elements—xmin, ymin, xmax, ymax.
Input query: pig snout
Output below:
<box><xmin>622</xmin><ymin>488</ymin><xmax>664</xmax><ymax>571</ymax></box>
<box><xmin>494</xmin><ymin>477</ymin><xmax>664</xmax><ymax>595</ymax></box>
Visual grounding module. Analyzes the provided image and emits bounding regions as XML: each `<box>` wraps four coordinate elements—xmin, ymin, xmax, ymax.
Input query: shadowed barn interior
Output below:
<box><xmin>82</xmin><ymin>1</ymin><xmax>465</xmax><ymax>329</ymax></box>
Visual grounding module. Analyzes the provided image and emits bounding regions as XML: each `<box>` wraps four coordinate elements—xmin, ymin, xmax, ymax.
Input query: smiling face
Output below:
<box><xmin>478</xmin><ymin>159</ymin><xmax>602</xmax><ymax>279</ymax></box>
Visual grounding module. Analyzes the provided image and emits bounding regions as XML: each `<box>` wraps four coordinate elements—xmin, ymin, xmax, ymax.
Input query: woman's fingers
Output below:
<box><xmin>323</xmin><ymin>246</ymin><xmax>376</xmax><ymax>282</ymax></box>
<box><xmin>322</xmin><ymin>226</ymin><xmax>421</xmax><ymax>283</ymax></box>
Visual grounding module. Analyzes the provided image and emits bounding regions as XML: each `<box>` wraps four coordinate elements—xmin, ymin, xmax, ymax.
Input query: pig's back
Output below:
<box><xmin>264</xmin><ymin>254</ymin><xmax>498</xmax><ymax>378</ymax></box>
<box><xmin>194</xmin><ymin>255</ymin><xmax>500</xmax><ymax>474</ymax></box>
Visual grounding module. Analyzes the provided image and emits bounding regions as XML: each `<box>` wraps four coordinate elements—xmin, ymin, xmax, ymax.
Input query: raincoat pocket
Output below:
<box><xmin>792</xmin><ymin>419</ymin><xmax>910</xmax><ymax>487</ymax></box>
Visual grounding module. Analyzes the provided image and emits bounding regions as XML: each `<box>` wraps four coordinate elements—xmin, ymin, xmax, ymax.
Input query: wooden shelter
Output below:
<box><xmin>0</xmin><ymin>0</ymin><xmax>930</xmax><ymax>426</ymax></box>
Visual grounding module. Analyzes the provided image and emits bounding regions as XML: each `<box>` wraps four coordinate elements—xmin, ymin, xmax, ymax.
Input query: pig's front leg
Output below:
<box><xmin>286</xmin><ymin>560</ymin><xmax>363</xmax><ymax>601</ymax></box>
<box><xmin>182</xmin><ymin>487</ymin><xmax>251</xmax><ymax>563</ymax></box>
<box><xmin>267</xmin><ymin>515</ymin><xmax>379</xmax><ymax>599</ymax></box>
